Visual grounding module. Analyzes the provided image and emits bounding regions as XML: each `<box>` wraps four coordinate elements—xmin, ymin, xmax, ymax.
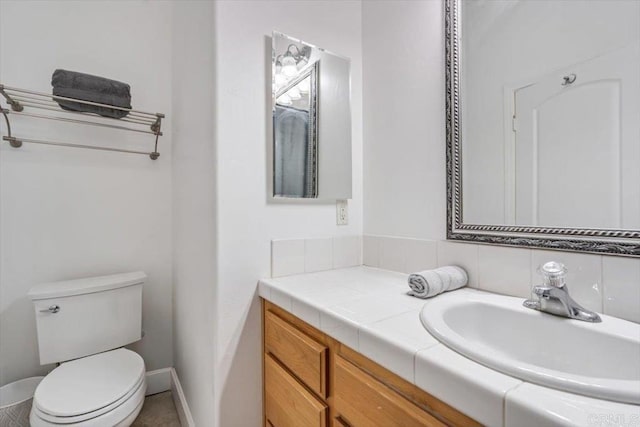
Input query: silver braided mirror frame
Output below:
<box><xmin>444</xmin><ymin>0</ymin><xmax>640</xmax><ymax>257</ymax></box>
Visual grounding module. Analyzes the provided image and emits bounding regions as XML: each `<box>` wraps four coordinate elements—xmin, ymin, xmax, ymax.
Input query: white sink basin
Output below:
<box><xmin>420</xmin><ymin>290</ymin><xmax>640</xmax><ymax>404</ymax></box>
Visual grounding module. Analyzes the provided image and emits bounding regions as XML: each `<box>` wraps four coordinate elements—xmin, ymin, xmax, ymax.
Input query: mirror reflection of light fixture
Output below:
<box><xmin>282</xmin><ymin>53</ymin><xmax>297</xmax><ymax>77</ymax></box>
<box><xmin>274</xmin><ymin>73</ymin><xmax>287</xmax><ymax>87</ymax></box>
<box><xmin>275</xmin><ymin>44</ymin><xmax>312</xmax><ymax>83</ymax></box>
<box><xmin>288</xmin><ymin>86</ymin><xmax>301</xmax><ymax>100</ymax></box>
<box><xmin>297</xmin><ymin>56</ymin><xmax>309</xmax><ymax>70</ymax></box>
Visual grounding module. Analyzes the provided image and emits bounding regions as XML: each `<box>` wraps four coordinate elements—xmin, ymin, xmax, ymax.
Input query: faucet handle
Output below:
<box><xmin>533</xmin><ymin>286</ymin><xmax>551</xmax><ymax>299</ymax></box>
<box><xmin>539</xmin><ymin>261</ymin><xmax>567</xmax><ymax>288</ymax></box>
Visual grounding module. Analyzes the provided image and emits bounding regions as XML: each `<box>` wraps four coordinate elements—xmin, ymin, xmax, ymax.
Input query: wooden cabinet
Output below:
<box><xmin>334</xmin><ymin>355</ymin><xmax>445</xmax><ymax>427</ymax></box>
<box><xmin>262</xmin><ymin>300</ymin><xmax>480</xmax><ymax>427</ymax></box>
<box><xmin>265</xmin><ymin>310</ymin><xmax>328</xmax><ymax>398</ymax></box>
<box><xmin>265</xmin><ymin>355</ymin><xmax>328</xmax><ymax>427</ymax></box>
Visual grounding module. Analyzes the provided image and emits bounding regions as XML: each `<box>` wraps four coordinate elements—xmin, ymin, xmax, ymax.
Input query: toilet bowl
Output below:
<box><xmin>30</xmin><ymin>349</ymin><xmax>146</xmax><ymax>427</ymax></box>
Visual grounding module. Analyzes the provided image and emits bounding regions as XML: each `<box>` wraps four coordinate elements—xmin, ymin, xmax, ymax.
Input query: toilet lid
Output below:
<box><xmin>34</xmin><ymin>348</ymin><xmax>145</xmax><ymax>417</ymax></box>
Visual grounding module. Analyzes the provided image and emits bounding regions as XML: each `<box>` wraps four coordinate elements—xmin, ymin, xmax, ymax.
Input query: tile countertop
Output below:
<box><xmin>258</xmin><ymin>266</ymin><xmax>640</xmax><ymax>427</ymax></box>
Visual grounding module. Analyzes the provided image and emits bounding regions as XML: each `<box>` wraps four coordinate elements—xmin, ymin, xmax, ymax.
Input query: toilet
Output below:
<box><xmin>28</xmin><ymin>272</ymin><xmax>147</xmax><ymax>426</ymax></box>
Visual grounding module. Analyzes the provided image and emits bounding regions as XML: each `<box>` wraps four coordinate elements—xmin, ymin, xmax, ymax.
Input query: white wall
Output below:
<box><xmin>171</xmin><ymin>2</ymin><xmax>217</xmax><ymax>425</ymax></box>
<box><xmin>213</xmin><ymin>1</ymin><xmax>363</xmax><ymax>425</ymax></box>
<box><xmin>0</xmin><ymin>1</ymin><xmax>173</xmax><ymax>386</ymax></box>
<box><xmin>363</xmin><ymin>0</ymin><xmax>446</xmax><ymax>241</ymax></box>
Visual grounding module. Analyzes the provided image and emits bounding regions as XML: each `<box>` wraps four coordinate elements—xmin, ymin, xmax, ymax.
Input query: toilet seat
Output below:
<box><xmin>33</xmin><ymin>373</ymin><xmax>145</xmax><ymax>424</ymax></box>
<box><xmin>30</xmin><ymin>378</ymin><xmax>146</xmax><ymax>426</ymax></box>
<box><xmin>30</xmin><ymin>348</ymin><xmax>146</xmax><ymax>426</ymax></box>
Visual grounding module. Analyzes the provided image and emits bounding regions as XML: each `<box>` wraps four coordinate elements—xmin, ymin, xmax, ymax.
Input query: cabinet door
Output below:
<box><xmin>265</xmin><ymin>355</ymin><xmax>328</xmax><ymax>427</ymax></box>
<box><xmin>265</xmin><ymin>309</ymin><xmax>328</xmax><ymax>397</ymax></box>
<box><xmin>334</xmin><ymin>355</ymin><xmax>445</xmax><ymax>427</ymax></box>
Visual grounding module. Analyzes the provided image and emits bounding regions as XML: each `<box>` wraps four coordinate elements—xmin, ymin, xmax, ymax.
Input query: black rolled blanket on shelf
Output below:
<box><xmin>51</xmin><ymin>69</ymin><xmax>132</xmax><ymax>119</ymax></box>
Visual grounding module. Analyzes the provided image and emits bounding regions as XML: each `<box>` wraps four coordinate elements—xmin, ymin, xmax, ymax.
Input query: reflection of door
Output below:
<box><xmin>510</xmin><ymin>45</ymin><xmax>639</xmax><ymax>229</ymax></box>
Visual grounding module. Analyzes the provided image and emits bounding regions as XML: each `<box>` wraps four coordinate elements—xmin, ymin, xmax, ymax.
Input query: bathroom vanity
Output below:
<box><xmin>262</xmin><ymin>299</ymin><xmax>476</xmax><ymax>427</ymax></box>
<box><xmin>259</xmin><ymin>267</ymin><xmax>640</xmax><ymax>427</ymax></box>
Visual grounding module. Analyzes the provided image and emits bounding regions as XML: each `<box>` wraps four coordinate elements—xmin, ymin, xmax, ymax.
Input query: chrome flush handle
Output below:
<box><xmin>40</xmin><ymin>305</ymin><xmax>60</xmax><ymax>314</ymax></box>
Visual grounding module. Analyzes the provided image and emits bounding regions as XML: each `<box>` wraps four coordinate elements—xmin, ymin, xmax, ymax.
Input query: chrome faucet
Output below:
<box><xmin>523</xmin><ymin>261</ymin><xmax>602</xmax><ymax>323</ymax></box>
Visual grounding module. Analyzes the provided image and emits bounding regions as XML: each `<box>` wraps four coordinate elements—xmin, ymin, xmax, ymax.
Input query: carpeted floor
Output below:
<box><xmin>0</xmin><ymin>398</ymin><xmax>31</xmax><ymax>426</ymax></box>
<box><xmin>0</xmin><ymin>391</ymin><xmax>181</xmax><ymax>427</ymax></box>
<box><xmin>132</xmin><ymin>391</ymin><xmax>182</xmax><ymax>427</ymax></box>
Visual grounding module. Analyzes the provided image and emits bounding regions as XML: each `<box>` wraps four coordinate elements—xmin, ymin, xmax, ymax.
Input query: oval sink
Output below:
<box><xmin>420</xmin><ymin>290</ymin><xmax>640</xmax><ymax>404</ymax></box>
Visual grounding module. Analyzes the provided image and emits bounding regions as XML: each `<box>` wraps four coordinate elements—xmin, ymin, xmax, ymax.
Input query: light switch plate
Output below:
<box><xmin>336</xmin><ymin>200</ymin><xmax>348</xmax><ymax>225</ymax></box>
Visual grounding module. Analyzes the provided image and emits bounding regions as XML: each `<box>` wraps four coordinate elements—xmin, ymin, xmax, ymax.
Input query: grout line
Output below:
<box><xmin>413</xmin><ymin>349</ymin><xmax>419</xmax><ymax>384</ymax></box>
<box><xmin>412</xmin><ymin>341</ymin><xmax>441</xmax><ymax>385</ymax></box>
<box><xmin>502</xmin><ymin>381</ymin><xmax>525</xmax><ymax>427</ymax></box>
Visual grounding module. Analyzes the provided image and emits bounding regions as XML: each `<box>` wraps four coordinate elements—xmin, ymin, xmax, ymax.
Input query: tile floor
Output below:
<box><xmin>133</xmin><ymin>391</ymin><xmax>182</xmax><ymax>426</ymax></box>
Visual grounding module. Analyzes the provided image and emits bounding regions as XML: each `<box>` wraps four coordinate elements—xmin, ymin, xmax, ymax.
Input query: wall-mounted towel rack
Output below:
<box><xmin>0</xmin><ymin>84</ymin><xmax>164</xmax><ymax>160</ymax></box>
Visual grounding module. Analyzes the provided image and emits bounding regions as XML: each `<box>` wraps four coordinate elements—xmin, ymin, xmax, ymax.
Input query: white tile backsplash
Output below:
<box><xmin>437</xmin><ymin>240</ymin><xmax>480</xmax><ymax>288</ymax></box>
<box><xmin>272</xmin><ymin>234</ymin><xmax>639</xmax><ymax>323</ymax></box>
<box><xmin>363</xmin><ymin>235</ymin><xmax>438</xmax><ymax>273</ymax></box>
<box><xmin>362</xmin><ymin>235</ymin><xmax>380</xmax><ymax>267</ymax></box>
<box><xmin>332</xmin><ymin>235</ymin><xmax>362</xmax><ymax>268</ymax></box>
<box><xmin>603</xmin><ymin>256</ymin><xmax>640</xmax><ymax>323</ymax></box>
<box><xmin>304</xmin><ymin>237</ymin><xmax>333</xmax><ymax>273</ymax></box>
<box><xmin>403</xmin><ymin>238</ymin><xmax>438</xmax><ymax>273</ymax></box>
<box><xmin>379</xmin><ymin>236</ymin><xmax>407</xmax><ymax>272</ymax></box>
<box><xmin>271</xmin><ymin>239</ymin><xmax>305</xmax><ymax>277</ymax></box>
<box><xmin>479</xmin><ymin>245</ymin><xmax>531</xmax><ymax>298</ymax></box>
<box><xmin>271</xmin><ymin>236</ymin><xmax>361</xmax><ymax>278</ymax></box>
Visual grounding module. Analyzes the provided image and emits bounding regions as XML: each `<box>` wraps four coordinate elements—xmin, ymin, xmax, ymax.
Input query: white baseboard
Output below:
<box><xmin>145</xmin><ymin>368</ymin><xmax>172</xmax><ymax>396</ymax></box>
<box><xmin>170</xmin><ymin>368</ymin><xmax>195</xmax><ymax>427</ymax></box>
<box><xmin>144</xmin><ymin>367</ymin><xmax>194</xmax><ymax>426</ymax></box>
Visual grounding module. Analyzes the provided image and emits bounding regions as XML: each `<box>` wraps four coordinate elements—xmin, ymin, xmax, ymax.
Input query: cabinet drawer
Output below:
<box><xmin>265</xmin><ymin>310</ymin><xmax>327</xmax><ymax>397</ymax></box>
<box><xmin>334</xmin><ymin>356</ymin><xmax>445</xmax><ymax>427</ymax></box>
<box><xmin>265</xmin><ymin>355</ymin><xmax>328</xmax><ymax>427</ymax></box>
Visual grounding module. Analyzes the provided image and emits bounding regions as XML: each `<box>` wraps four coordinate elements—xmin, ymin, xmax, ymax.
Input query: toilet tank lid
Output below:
<box><xmin>28</xmin><ymin>271</ymin><xmax>146</xmax><ymax>301</ymax></box>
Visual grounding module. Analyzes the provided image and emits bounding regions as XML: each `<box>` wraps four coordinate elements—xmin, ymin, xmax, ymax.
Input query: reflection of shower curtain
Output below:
<box><xmin>274</xmin><ymin>105</ymin><xmax>313</xmax><ymax>197</ymax></box>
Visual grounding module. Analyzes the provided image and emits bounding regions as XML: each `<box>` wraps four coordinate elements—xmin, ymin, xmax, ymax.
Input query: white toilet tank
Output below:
<box><xmin>28</xmin><ymin>272</ymin><xmax>145</xmax><ymax>365</ymax></box>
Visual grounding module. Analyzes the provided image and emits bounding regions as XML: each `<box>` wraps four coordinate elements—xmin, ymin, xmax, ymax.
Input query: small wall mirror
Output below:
<box><xmin>272</xmin><ymin>31</ymin><xmax>352</xmax><ymax>199</ymax></box>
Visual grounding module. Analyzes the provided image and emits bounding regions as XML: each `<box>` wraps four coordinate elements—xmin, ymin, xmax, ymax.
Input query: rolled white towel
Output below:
<box><xmin>408</xmin><ymin>266</ymin><xmax>468</xmax><ymax>299</ymax></box>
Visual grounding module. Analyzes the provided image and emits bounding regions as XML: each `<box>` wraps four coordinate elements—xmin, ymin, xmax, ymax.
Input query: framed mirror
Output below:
<box><xmin>446</xmin><ymin>0</ymin><xmax>640</xmax><ymax>256</ymax></box>
<box><xmin>272</xmin><ymin>31</ymin><xmax>352</xmax><ymax>200</ymax></box>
